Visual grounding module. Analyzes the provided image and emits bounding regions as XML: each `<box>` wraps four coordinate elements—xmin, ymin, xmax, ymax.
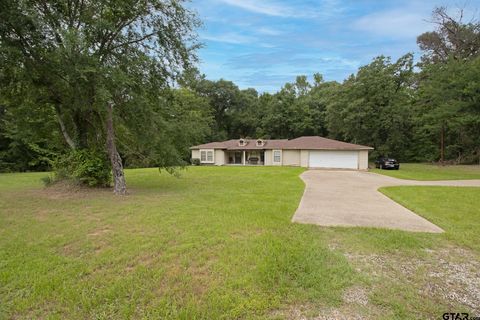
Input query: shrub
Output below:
<box><xmin>52</xmin><ymin>149</ymin><xmax>112</xmax><ymax>187</ymax></box>
<box><xmin>191</xmin><ymin>158</ymin><xmax>201</xmax><ymax>166</ymax></box>
<box><xmin>40</xmin><ymin>175</ymin><xmax>55</xmax><ymax>186</ymax></box>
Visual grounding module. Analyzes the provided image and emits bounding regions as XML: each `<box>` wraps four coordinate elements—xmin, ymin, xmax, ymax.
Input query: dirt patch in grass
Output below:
<box><xmin>37</xmin><ymin>181</ymin><xmax>113</xmax><ymax>200</ymax></box>
<box><xmin>87</xmin><ymin>227</ymin><xmax>112</xmax><ymax>237</ymax></box>
<box><xmin>268</xmin><ymin>285</ymin><xmax>385</xmax><ymax>320</ymax></box>
<box><xmin>229</xmin><ymin>227</ymin><xmax>265</xmax><ymax>240</ymax></box>
<box><xmin>313</xmin><ymin>308</ymin><xmax>369</xmax><ymax>320</ymax></box>
<box><xmin>124</xmin><ymin>253</ymin><xmax>160</xmax><ymax>273</ymax></box>
<box><xmin>344</xmin><ymin>246</ymin><xmax>480</xmax><ymax>314</ymax></box>
<box><xmin>61</xmin><ymin>242</ymin><xmax>79</xmax><ymax>257</ymax></box>
<box><xmin>34</xmin><ymin>209</ymin><xmax>53</xmax><ymax>222</ymax></box>
<box><xmin>269</xmin><ymin>304</ymin><xmax>376</xmax><ymax>320</ymax></box>
<box><xmin>343</xmin><ymin>286</ymin><xmax>369</xmax><ymax>306</ymax></box>
<box><xmin>61</xmin><ymin>231</ymin><xmax>113</xmax><ymax>257</ymax></box>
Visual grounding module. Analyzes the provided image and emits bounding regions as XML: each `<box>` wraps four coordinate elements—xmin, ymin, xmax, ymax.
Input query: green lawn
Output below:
<box><xmin>0</xmin><ymin>167</ymin><xmax>355</xmax><ymax>319</ymax></box>
<box><xmin>1</xmin><ymin>166</ymin><xmax>479</xmax><ymax>319</ymax></box>
<box><xmin>380</xmin><ymin>186</ymin><xmax>480</xmax><ymax>252</ymax></box>
<box><xmin>371</xmin><ymin>163</ymin><xmax>480</xmax><ymax>180</ymax></box>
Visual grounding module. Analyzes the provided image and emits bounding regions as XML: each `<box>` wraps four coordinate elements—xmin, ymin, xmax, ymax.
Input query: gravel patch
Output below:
<box><xmin>270</xmin><ymin>306</ymin><xmax>370</xmax><ymax>320</ymax></box>
<box><xmin>343</xmin><ymin>247</ymin><xmax>480</xmax><ymax>313</ymax></box>
<box><xmin>343</xmin><ymin>287</ymin><xmax>369</xmax><ymax>306</ymax></box>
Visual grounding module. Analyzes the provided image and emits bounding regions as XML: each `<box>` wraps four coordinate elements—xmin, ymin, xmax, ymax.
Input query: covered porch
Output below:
<box><xmin>225</xmin><ymin>150</ymin><xmax>265</xmax><ymax>165</ymax></box>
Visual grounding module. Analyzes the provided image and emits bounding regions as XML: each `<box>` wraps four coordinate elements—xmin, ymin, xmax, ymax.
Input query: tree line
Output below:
<box><xmin>0</xmin><ymin>3</ymin><xmax>479</xmax><ymax>194</ymax></box>
<box><xmin>180</xmin><ymin>7</ymin><xmax>480</xmax><ymax>164</ymax></box>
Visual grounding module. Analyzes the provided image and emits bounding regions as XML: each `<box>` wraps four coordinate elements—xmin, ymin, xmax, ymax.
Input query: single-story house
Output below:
<box><xmin>190</xmin><ymin>136</ymin><xmax>373</xmax><ymax>170</ymax></box>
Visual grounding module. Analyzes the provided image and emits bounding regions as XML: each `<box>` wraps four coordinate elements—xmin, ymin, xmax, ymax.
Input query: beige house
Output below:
<box><xmin>190</xmin><ymin>136</ymin><xmax>373</xmax><ymax>170</ymax></box>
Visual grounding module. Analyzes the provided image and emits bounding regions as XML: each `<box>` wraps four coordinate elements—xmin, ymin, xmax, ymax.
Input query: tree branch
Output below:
<box><xmin>107</xmin><ymin>32</ymin><xmax>157</xmax><ymax>52</ymax></box>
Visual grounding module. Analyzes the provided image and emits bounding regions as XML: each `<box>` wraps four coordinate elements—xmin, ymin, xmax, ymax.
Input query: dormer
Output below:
<box><xmin>256</xmin><ymin>139</ymin><xmax>265</xmax><ymax>147</ymax></box>
<box><xmin>238</xmin><ymin>138</ymin><xmax>247</xmax><ymax>147</ymax></box>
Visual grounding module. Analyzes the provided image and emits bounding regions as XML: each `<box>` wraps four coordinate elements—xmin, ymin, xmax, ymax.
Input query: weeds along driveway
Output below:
<box><xmin>292</xmin><ymin>170</ymin><xmax>480</xmax><ymax>233</ymax></box>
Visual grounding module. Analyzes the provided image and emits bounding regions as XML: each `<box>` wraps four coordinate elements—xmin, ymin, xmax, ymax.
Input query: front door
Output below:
<box><xmin>234</xmin><ymin>152</ymin><xmax>242</xmax><ymax>164</ymax></box>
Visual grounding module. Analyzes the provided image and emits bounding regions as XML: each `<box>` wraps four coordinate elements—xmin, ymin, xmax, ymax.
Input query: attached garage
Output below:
<box><xmin>309</xmin><ymin>150</ymin><xmax>359</xmax><ymax>169</ymax></box>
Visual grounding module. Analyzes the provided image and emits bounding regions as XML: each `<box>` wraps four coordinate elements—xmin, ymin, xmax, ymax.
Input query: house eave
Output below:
<box><xmin>283</xmin><ymin>147</ymin><xmax>374</xmax><ymax>151</ymax></box>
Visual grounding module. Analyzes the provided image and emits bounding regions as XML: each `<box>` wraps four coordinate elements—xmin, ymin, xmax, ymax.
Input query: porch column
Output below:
<box><xmin>242</xmin><ymin>151</ymin><xmax>246</xmax><ymax>165</ymax></box>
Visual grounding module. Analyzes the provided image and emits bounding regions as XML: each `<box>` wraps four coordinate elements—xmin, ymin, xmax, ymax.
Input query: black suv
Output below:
<box><xmin>375</xmin><ymin>157</ymin><xmax>400</xmax><ymax>170</ymax></box>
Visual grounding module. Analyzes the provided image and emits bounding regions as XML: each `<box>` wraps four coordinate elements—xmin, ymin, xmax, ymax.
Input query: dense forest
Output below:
<box><xmin>0</xmin><ymin>2</ymin><xmax>479</xmax><ymax>193</ymax></box>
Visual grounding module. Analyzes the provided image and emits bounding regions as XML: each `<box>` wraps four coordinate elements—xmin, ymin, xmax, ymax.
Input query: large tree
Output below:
<box><xmin>417</xmin><ymin>6</ymin><xmax>480</xmax><ymax>64</ymax></box>
<box><xmin>226</xmin><ymin>88</ymin><xmax>260</xmax><ymax>138</ymax></box>
<box><xmin>0</xmin><ymin>0</ymin><xmax>200</xmax><ymax>193</ymax></box>
<box><xmin>416</xmin><ymin>6</ymin><xmax>480</xmax><ymax>163</ymax></box>
<box><xmin>258</xmin><ymin>75</ymin><xmax>331</xmax><ymax>139</ymax></box>
<box><xmin>415</xmin><ymin>57</ymin><xmax>480</xmax><ymax>163</ymax></box>
<box><xmin>189</xmin><ymin>78</ymin><xmax>242</xmax><ymax>140</ymax></box>
<box><xmin>325</xmin><ymin>55</ymin><xmax>416</xmax><ymax>160</ymax></box>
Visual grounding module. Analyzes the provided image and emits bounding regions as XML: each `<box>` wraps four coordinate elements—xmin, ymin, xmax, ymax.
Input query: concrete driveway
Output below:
<box><xmin>292</xmin><ymin>170</ymin><xmax>480</xmax><ymax>233</ymax></box>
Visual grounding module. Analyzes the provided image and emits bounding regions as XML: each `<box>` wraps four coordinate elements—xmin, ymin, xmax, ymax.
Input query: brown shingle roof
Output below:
<box><xmin>284</xmin><ymin>136</ymin><xmax>373</xmax><ymax>150</ymax></box>
<box><xmin>190</xmin><ymin>139</ymin><xmax>288</xmax><ymax>150</ymax></box>
<box><xmin>190</xmin><ymin>136</ymin><xmax>373</xmax><ymax>150</ymax></box>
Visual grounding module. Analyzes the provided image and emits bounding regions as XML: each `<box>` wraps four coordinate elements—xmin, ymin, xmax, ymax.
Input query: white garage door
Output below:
<box><xmin>309</xmin><ymin>151</ymin><xmax>358</xmax><ymax>169</ymax></box>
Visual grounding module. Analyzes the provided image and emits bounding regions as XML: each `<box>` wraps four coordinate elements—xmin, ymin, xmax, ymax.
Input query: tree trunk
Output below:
<box><xmin>440</xmin><ymin>123</ymin><xmax>445</xmax><ymax>165</ymax></box>
<box><xmin>54</xmin><ymin>105</ymin><xmax>76</xmax><ymax>150</ymax></box>
<box><xmin>106</xmin><ymin>102</ymin><xmax>127</xmax><ymax>195</ymax></box>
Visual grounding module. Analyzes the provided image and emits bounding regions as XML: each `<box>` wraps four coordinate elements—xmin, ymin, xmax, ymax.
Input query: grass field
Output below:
<box><xmin>1</xmin><ymin>166</ymin><xmax>479</xmax><ymax>319</ymax></box>
<box><xmin>372</xmin><ymin>163</ymin><xmax>480</xmax><ymax>180</ymax></box>
<box><xmin>380</xmin><ymin>186</ymin><xmax>480</xmax><ymax>252</ymax></box>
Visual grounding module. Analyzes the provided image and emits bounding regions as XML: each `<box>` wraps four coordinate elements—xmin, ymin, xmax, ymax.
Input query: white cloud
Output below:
<box><xmin>217</xmin><ymin>0</ymin><xmax>345</xmax><ymax>19</ymax></box>
<box><xmin>352</xmin><ymin>9</ymin><xmax>432</xmax><ymax>39</ymax></box>
<box><xmin>218</xmin><ymin>0</ymin><xmax>298</xmax><ymax>17</ymax></box>
<box><xmin>201</xmin><ymin>33</ymin><xmax>256</xmax><ymax>44</ymax></box>
<box><xmin>257</xmin><ymin>26</ymin><xmax>283</xmax><ymax>36</ymax></box>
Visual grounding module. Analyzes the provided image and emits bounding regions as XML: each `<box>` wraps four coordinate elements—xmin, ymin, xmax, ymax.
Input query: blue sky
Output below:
<box><xmin>187</xmin><ymin>0</ymin><xmax>479</xmax><ymax>92</ymax></box>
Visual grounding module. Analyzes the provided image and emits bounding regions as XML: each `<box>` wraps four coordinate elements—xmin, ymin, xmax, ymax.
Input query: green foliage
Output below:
<box><xmin>40</xmin><ymin>174</ymin><xmax>55</xmax><ymax>186</ymax></box>
<box><xmin>191</xmin><ymin>158</ymin><xmax>201</xmax><ymax>165</ymax></box>
<box><xmin>179</xmin><ymin>7</ymin><xmax>479</xmax><ymax>164</ymax></box>
<box><xmin>183</xmin><ymin>48</ymin><xmax>479</xmax><ymax>163</ymax></box>
<box><xmin>119</xmin><ymin>88</ymin><xmax>213</xmax><ymax>168</ymax></box>
<box><xmin>0</xmin><ymin>91</ymin><xmax>64</xmax><ymax>172</ymax></box>
<box><xmin>0</xmin><ymin>0</ymin><xmax>203</xmax><ymax>185</ymax></box>
<box><xmin>0</xmin><ymin>4</ymin><xmax>479</xmax><ymax>174</ymax></box>
<box><xmin>325</xmin><ymin>54</ymin><xmax>417</xmax><ymax>160</ymax></box>
<box><xmin>415</xmin><ymin>57</ymin><xmax>480</xmax><ymax>163</ymax></box>
<box><xmin>187</xmin><ymin>78</ymin><xmax>244</xmax><ymax>140</ymax></box>
<box><xmin>53</xmin><ymin>150</ymin><xmax>111</xmax><ymax>187</ymax></box>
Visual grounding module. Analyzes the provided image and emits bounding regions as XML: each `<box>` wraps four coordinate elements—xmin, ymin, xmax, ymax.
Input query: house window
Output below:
<box><xmin>256</xmin><ymin>139</ymin><xmax>264</xmax><ymax>146</ymax></box>
<box><xmin>273</xmin><ymin>150</ymin><xmax>281</xmax><ymax>163</ymax></box>
<box><xmin>239</xmin><ymin>139</ymin><xmax>246</xmax><ymax>146</ymax></box>
<box><xmin>200</xmin><ymin>149</ymin><xmax>214</xmax><ymax>163</ymax></box>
